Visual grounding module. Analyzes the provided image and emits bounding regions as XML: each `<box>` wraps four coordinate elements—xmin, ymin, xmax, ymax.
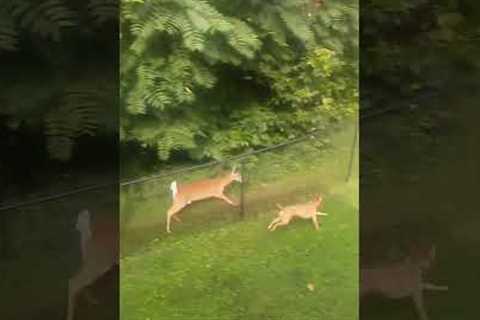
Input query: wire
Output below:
<box><xmin>0</xmin><ymin>129</ymin><xmax>324</xmax><ymax>212</ymax></box>
<box><xmin>0</xmin><ymin>108</ymin><xmax>389</xmax><ymax>212</ymax></box>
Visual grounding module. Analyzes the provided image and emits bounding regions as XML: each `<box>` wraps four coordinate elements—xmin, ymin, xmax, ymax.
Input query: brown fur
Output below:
<box><xmin>267</xmin><ymin>195</ymin><xmax>327</xmax><ymax>231</ymax></box>
<box><xmin>166</xmin><ymin>168</ymin><xmax>242</xmax><ymax>233</ymax></box>
<box><xmin>361</xmin><ymin>245</ymin><xmax>447</xmax><ymax>320</ymax></box>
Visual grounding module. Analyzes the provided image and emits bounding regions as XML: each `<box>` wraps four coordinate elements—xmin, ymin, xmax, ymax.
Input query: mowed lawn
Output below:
<box><xmin>120</xmin><ymin>194</ymin><xmax>358</xmax><ymax>320</ymax></box>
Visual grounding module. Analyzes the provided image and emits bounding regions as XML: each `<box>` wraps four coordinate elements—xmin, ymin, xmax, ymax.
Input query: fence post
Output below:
<box><xmin>346</xmin><ymin>115</ymin><xmax>358</xmax><ymax>182</ymax></box>
<box><xmin>240</xmin><ymin>161</ymin><xmax>245</xmax><ymax>218</ymax></box>
<box><xmin>0</xmin><ymin>212</ymin><xmax>6</xmax><ymax>259</ymax></box>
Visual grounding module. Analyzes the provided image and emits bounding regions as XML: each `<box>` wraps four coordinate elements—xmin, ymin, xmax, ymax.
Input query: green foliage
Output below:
<box><xmin>361</xmin><ymin>0</ymin><xmax>480</xmax><ymax>182</ymax></box>
<box><xmin>121</xmin><ymin>0</ymin><xmax>358</xmax><ymax>163</ymax></box>
<box><xmin>4</xmin><ymin>0</ymin><xmax>78</xmax><ymax>42</ymax></box>
<box><xmin>1</xmin><ymin>0</ymin><xmax>117</xmax><ymax>162</ymax></box>
<box><xmin>362</xmin><ymin>0</ymin><xmax>480</xmax><ymax>110</ymax></box>
<box><xmin>0</xmin><ymin>9</ymin><xmax>18</xmax><ymax>51</ymax></box>
<box><xmin>88</xmin><ymin>0</ymin><xmax>119</xmax><ymax>25</ymax></box>
<box><xmin>45</xmin><ymin>88</ymin><xmax>101</xmax><ymax>161</ymax></box>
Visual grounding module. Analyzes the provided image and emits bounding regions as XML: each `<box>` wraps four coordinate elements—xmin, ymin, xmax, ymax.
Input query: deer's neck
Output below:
<box><xmin>219</xmin><ymin>175</ymin><xmax>234</xmax><ymax>187</ymax></box>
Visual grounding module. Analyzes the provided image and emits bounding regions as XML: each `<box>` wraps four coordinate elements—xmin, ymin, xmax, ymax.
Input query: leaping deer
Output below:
<box><xmin>166</xmin><ymin>167</ymin><xmax>242</xmax><ymax>233</ymax></box>
<box><xmin>267</xmin><ymin>195</ymin><xmax>328</xmax><ymax>231</ymax></box>
<box><xmin>361</xmin><ymin>244</ymin><xmax>448</xmax><ymax>320</ymax></box>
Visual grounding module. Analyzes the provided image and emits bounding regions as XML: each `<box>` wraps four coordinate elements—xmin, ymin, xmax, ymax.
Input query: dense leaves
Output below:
<box><xmin>0</xmin><ymin>0</ymin><xmax>117</xmax><ymax>162</ymax></box>
<box><xmin>121</xmin><ymin>0</ymin><xmax>358</xmax><ymax>162</ymax></box>
<box><xmin>361</xmin><ymin>0</ymin><xmax>480</xmax><ymax>112</ymax></box>
<box><xmin>361</xmin><ymin>0</ymin><xmax>480</xmax><ymax>185</ymax></box>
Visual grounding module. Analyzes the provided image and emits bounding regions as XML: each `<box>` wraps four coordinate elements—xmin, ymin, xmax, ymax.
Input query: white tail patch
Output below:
<box><xmin>170</xmin><ymin>181</ymin><xmax>178</xmax><ymax>199</ymax></box>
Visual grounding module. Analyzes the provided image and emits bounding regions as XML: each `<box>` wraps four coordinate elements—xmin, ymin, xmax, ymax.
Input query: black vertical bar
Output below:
<box><xmin>0</xmin><ymin>211</ymin><xmax>7</xmax><ymax>259</ymax></box>
<box><xmin>240</xmin><ymin>161</ymin><xmax>245</xmax><ymax>218</ymax></box>
<box><xmin>346</xmin><ymin>114</ymin><xmax>358</xmax><ymax>182</ymax></box>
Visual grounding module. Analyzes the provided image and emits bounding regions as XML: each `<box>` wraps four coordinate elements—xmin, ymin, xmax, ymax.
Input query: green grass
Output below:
<box><xmin>120</xmin><ymin>122</ymin><xmax>358</xmax><ymax>255</ymax></box>
<box><xmin>120</xmin><ymin>122</ymin><xmax>358</xmax><ymax>320</ymax></box>
<box><xmin>120</xmin><ymin>194</ymin><xmax>358</xmax><ymax>320</ymax></box>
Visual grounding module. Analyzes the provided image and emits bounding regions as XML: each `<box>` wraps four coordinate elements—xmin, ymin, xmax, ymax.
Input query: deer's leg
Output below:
<box><xmin>423</xmin><ymin>283</ymin><xmax>448</xmax><ymax>291</ymax></box>
<box><xmin>268</xmin><ymin>217</ymin><xmax>281</xmax><ymax>230</ymax></box>
<box><xmin>311</xmin><ymin>215</ymin><xmax>320</xmax><ymax>230</ymax></box>
<box><xmin>172</xmin><ymin>215</ymin><xmax>182</xmax><ymax>223</ymax></box>
<box><xmin>166</xmin><ymin>203</ymin><xmax>184</xmax><ymax>233</ymax></box>
<box><xmin>216</xmin><ymin>193</ymin><xmax>238</xmax><ymax>206</ymax></box>
<box><xmin>270</xmin><ymin>219</ymin><xmax>289</xmax><ymax>231</ymax></box>
<box><xmin>412</xmin><ymin>291</ymin><xmax>429</xmax><ymax>320</ymax></box>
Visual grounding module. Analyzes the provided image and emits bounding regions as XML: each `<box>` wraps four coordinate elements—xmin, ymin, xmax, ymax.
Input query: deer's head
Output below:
<box><xmin>312</xmin><ymin>195</ymin><xmax>323</xmax><ymax>207</ymax></box>
<box><xmin>229</xmin><ymin>166</ymin><xmax>242</xmax><ymax>183</ymax></box>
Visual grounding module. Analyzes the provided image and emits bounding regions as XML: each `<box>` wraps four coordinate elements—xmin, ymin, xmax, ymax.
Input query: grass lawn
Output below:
<box><xmin>120</xmin><ymin>193</ymin><xmax>358</xmax><ymax>320</ymax></box>
<box><xmin>120</xmin><ymin>123</ymin><xmax>358</xmax><ymax>320</ymax></box>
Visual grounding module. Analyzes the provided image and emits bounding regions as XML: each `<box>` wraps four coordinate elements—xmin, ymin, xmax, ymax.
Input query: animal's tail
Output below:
<box><xmin>170</xmin><ymin>181</ymin><xmax>178</xmax><ymax>199</ymax></box>
<box><xmin>316</xmin><ymin>212</ymin><xmax>328</xmax><ymax>216</ymax></box>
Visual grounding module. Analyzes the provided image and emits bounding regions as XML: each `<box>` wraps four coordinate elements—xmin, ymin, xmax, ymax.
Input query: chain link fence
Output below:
<box><xmin>120</xmin><ymin>121</ymin><xmax>358</xmax><ymax>255</ymax></box>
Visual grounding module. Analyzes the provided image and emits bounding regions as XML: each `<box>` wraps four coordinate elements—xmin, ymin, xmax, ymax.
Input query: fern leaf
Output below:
<box><xmin>88</xmin><ymin>0</ymin><xmax>118</xmax><ymax>24</ymax></box>
<box><xmin>10</xmin><ymin>0</ymin><xmax>77</xmax><ymax>41</ymax></box>
<box><xmin>44</xmin><ymin>88</ymin><xmax>101</xmax><ymax>161</ymax></box>
<box><xmin>0</xmin><ymin>11</ymin><xmax>18</xmax><ymax>51</ymax></box>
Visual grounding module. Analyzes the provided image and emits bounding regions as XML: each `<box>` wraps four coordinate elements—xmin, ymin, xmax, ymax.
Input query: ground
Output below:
<box><xmin>119</xmin><ymin>124</ymin><xmax>359</xmax><ymax>320</ymax></box>
<box><xmin>121</xmin><ymin>193</ymin><xmax>357</xmax><ymax>320</ymax></box>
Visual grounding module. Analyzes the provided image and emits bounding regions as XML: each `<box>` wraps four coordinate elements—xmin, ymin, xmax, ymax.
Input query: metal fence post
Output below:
<box><xmin>346</xmin><ymin>115</ymin><xmax>358</xmax><ymax>182</ymax></box>
<box><xmin>240</xmin><ymin>161</ymin><xmax>245</xmax><ymax>218</ymax></box>
<box><xmin>0</xmin><ymin>212</ymin><xmax>7</xmax><ymax>259</ymax></box>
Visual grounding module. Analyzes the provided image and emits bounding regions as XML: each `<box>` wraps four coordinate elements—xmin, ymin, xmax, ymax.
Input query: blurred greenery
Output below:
<box><xmin>121</xmin><ymin>195</ymin><xmax>358</xmax><ymax>320</ymax></box>
<box><xmin>121</xmin><ymin>0</ymin><xmax>359</xmax><ymax>164</ymax></box>
<box><xmin>120</xmin><ymin>124</ymin><xmax>358</xmax><ymax>319</ymax></box>
<box><xmin>361</xmin><ymin>0</ymin><xmax>480</xmax><ymax>190</ymax></box>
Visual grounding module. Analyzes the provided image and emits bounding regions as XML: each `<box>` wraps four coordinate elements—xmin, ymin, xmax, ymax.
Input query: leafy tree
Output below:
<box><xmin>121</xmin><ymin>0</ymin><xmax>358</xmax><ymax>162</ymax></box>
<box><xmin>361</xmin><ymin>0</ymin><xmax>480</xmax><ymax>184</ymax></box>
<box><xmin>361</xmin><ymin>0</ymin><xmax>480</xmax><ymax>113</ymax></box>
<box><xmin>0</xmin><ymin>0</ymin><xmax>118</xmax><ymax>161</ymax></box>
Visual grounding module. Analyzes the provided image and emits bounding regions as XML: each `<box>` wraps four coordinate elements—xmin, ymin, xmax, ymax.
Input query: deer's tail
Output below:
<box><xmin>170</xmin><ymin>181</ymin><xmax>178</xmax><ymax>199</ymax></box>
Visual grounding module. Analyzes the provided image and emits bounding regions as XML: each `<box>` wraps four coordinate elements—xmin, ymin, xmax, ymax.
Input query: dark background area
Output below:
<box><xmin>361</xmin><ymin>0</ymin><xmax>480</xmax><ymax>319</ymax></box>
<box><xmin>1</xmin><ymin>0</ymin><xmax>479</xmax><ymax>319</ymax></box>
<box><xmin>0</xmin><ymin>1</ymin><xmax>119</xmax><ymax>319</ymax></box>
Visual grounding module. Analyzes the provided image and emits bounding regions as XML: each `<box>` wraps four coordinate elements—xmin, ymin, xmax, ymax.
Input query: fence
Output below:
<box><xmin>120</xmin><ymin>121</ymin><xmax>358</xmax><ymax>253</ymax></box>
<box><xmin>0</xmin><ymin>118</ymin><xmax>358</xmax><ymax>256</ymax></box>
<box><xmin>4</xmin><ymin>95</ymin><xmax>441</xmax><ymax>214</ymax></box>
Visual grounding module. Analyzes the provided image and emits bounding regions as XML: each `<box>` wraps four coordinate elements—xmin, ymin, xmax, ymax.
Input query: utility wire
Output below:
<box><xmin>0</xmin><ymin>107</ymin><xmax>402</xmax><ymax>212</ymax></box>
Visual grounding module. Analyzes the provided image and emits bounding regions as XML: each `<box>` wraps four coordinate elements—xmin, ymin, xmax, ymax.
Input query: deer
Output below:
<box><xmin>267</xmin><ymin>195</ymin><xmax>328</xmax><ymax>231</ymax></box>
<box><xmin>360</xmin><ymin>244</ymin><xmax>448</xmax><ymax>320</ymax></box>
<box><xmin>166</xmin><ymin>167</ymin><xmax>242</xmax><ymax>233</ymax></box>
<box><xmin>66</xmin><ymin>209</ymin><xmax>118</xmax><ymax>320</ymax></box>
